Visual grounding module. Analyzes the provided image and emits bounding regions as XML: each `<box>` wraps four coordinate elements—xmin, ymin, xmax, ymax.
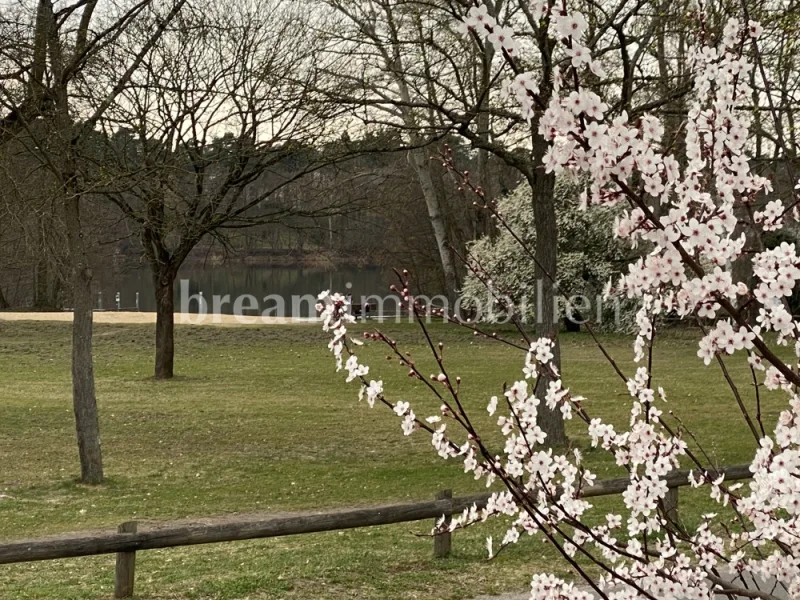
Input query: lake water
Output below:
<box><xmin>96</xmin><ymin>265</ymin><xmax>390</xmax><ymax>317</ymax></box>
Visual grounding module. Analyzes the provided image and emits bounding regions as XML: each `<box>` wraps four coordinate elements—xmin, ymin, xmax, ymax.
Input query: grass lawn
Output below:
<box><xmin>0</xmin><ymin>319</ymin><xmax>784</xmax><ymax>599</ymax></box>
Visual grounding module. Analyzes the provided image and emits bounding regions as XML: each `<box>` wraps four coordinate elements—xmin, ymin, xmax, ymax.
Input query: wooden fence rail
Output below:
<box><xmin>0</xmin><ymin>464</ymin><xmax>752</xmax><ymax>598</ymax></box>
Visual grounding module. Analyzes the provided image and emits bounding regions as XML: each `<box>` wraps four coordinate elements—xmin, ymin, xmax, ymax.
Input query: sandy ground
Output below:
<box><xmin>0</xmin><ymin>311</ymin><xmax>320</xmax><ymax>326</ymax></box>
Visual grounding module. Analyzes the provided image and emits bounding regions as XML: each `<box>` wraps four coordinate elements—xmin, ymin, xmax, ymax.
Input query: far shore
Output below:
<box><xmin>0</xmin><ymin>311</ymin><xmax>320</xmax><ymax>326</ymax></box>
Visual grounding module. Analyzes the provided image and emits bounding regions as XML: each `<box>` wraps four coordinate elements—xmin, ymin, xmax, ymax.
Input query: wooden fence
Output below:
<box><xmin>0</xmin><ymin>464</ymin><xmax>752</xmax><ymax>598</ymax></box>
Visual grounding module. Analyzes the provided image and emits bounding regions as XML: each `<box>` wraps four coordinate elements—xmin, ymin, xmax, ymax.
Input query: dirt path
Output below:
<box><xmin>469</xmin><ymin>593</ymin><xmax>527</xmax><ymax>600</ymax></box>
<box><xmin>0</xmin><ymin>311</ymin><xmax>319</xmax><ymax>326</ymax></box>
<box><xmin>469</xmin><ymin>574</ymin><xmax>788</xmax><ymax>600</ymax></box>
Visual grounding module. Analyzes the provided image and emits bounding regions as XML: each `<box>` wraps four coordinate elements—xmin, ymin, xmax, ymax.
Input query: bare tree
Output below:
<box><xmin>97</xmin><ymin>0</ymin><xmax>368</xmax><ymax>379</ymax></box>
<box><xmin>0</xmin><ymin>0</ymin><xmax>187</xmax><ymax>483</ymax></box>
<box><xmin>318</xmin><ymin>1</ymin><xmax>475</xmax><ymax>304</ymax></box>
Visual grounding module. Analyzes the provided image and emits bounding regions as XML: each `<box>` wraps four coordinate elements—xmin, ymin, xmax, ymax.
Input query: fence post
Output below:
<box><xmin>663</xmin><ymin>487</ymin><xmax>679</xmax><ymax>523</ymax></box>
<box><xmin>114</xmin><ymin>521</ymin><xmax>137</xmax><ymax>599</ymax></box>
<box><xmin>433</xmin><ymin>489</ymin><xmax>452</xmax><ymax>558</ymax></box>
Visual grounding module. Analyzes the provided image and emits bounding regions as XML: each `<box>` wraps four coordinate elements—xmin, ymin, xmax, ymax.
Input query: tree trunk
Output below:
<box><xmin>49</xmin><ymin>0</ymin><xmax>102</xmax><ymax>482</ymax></box>
<box><xmin>384</xmin><ymin>24</ymin><xmax>459</xmax><ymax>305</ymax></box>
<box><xmin>409</xmin><ymin>147</ymin><xmax>459</xmax><ymax>306</ymax></box>
<box><xmin>474</xmin><ymin>148</ymin><xmax>496</xmax><ymax>239</ymax></box>
<box><xmin>34</xmin><ymin>243</ymin><xmax>49</xmax><ymax>308</ymax></box>
<box><xmin>0</xmin><ymin>283</ymin><xmax>9</xmax><ymax>310</ymax></box>
<box><xmin>64</xmin><ymin>192</ymin><xmax>104</xmax><ymax>484</ymax></box>
<box><xmin>153</xmin><ymin>269</ymin><xmax>175</xmax><ymax>380</ymax></box>
<box><xmin>528</xmin><ymin>135</ymin><xmax>567</xmax><ymax>447</ymax></box>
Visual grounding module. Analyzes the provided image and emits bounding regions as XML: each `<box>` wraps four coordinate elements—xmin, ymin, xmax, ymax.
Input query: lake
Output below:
<box><xmin>96</xmin><ymin>265</ymin><xmax>390</xmax><ymax>317</ymax></box>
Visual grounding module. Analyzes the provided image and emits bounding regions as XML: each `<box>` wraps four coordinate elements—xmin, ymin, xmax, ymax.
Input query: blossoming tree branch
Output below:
<box><xmin>318</xmin><ymin>1</ymin><xmax>800</xmax><ymax>598</ymax></box>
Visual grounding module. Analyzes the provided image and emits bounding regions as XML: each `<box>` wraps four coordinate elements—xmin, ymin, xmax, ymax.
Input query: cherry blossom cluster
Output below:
<box><xmin>491</xmin><ymin>6</ymin><xmax>800</xmax><ymax>594</ymax></box>
<box><xmin>317</xmin><ymin>291</ymin><xmax>354</xmax><ymax>372</ymax></box>
<box><xmin>696</xmin><ymin>319</ymin><xmax>758</xmax><ymax>365</ymax></box>
<box><xmin>754</xmin><ymin>200</ymin><xmax>786</xmax><ymax>232</ymax></box>
<box><xmin>456</xmin><ymin>5</ymin><xmax>519</xmax><ymax>56</ymax></box>
<box><xmin>752</xmin><ymin>242</ymin><xmax>800</xmax><ymax>307</ymax></box>
<box><xmin>318</xmin><ymin>290</ymin><xmax>464</xmax><ymax>454</ymax></box>
<box><xmin>506</xmin><ymin>72</ymin><xmax>540</xmax><ymax>122</ymax></box>
<box><xmin>316</xmin><ymin>4</ymin><xmax>800</xmax><ymax>599</ymax></box>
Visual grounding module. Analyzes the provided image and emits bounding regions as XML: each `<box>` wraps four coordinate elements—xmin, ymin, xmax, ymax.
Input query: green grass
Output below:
<box><xmin>0</xmin><ymin>320</ymin><xmax>784</xmax><ymax>599</ymax></box>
